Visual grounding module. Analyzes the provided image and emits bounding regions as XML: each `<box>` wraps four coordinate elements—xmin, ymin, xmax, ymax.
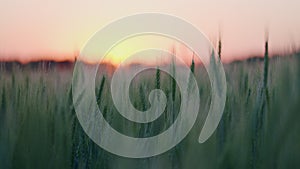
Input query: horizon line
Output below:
<box><xmin>0</xmin><ymin>50</ymin><xmax>298</xmax><ymax>68</ymax></box>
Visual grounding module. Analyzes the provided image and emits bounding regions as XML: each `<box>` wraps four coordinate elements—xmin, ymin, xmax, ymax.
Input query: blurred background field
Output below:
<box><xmin>0</xmin><ymin>53</ymin><xmax>299</xmax><ymax>169</ymax></box>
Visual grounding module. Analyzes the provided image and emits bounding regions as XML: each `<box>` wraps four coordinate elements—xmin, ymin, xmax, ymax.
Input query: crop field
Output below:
<box><xmin>0</xmin><ymin>53</ymin><xmax>300</xmax><ymax>169</ymax></box>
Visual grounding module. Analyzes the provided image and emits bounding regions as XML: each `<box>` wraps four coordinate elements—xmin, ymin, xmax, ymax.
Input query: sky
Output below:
<box><xmin>0</xmin><ymin>0</ymin><xmax>300</xmax><ymax>63</ymax></box>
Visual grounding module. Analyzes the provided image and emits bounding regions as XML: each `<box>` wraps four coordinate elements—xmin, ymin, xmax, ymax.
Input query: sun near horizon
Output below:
<box><xmin>1</xmin><ymin>0</ymin><xmax>300</xmax><ymax>64</ymax></box>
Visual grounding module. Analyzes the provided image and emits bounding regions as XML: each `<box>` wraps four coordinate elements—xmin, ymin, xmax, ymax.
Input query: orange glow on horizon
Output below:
<box><xmin>1</xmin><ymin>0</ymin><xmax>300</xmax><ymax>64</ymax></box>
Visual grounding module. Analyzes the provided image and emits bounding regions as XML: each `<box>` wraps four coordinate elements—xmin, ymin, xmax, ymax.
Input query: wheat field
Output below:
<box><xmin>0</xmin><ymin>53</ymin><xmax>299</xmax><ymax>169</ymax></box>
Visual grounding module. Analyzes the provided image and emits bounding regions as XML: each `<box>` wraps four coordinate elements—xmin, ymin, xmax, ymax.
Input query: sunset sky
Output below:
<box><xmin>0</xmin><ymin>0</ymin><xmax>300</xmax><ymax>63</ymax></box>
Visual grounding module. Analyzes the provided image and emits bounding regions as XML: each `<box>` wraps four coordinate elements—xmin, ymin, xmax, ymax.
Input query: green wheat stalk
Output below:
<box><xmin>155</xmin><ymin>66</ymin><xmax>161</xmax><ymax>89</ymax></box>
<box><xmin>97</xmin><ymin>76</ymin><xmax>106</xmax><ymax>104</ymax></box>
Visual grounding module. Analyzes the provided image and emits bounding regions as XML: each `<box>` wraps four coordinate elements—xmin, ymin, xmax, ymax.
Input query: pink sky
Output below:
<box><xmin>0</xmin><ymin>0</ymin><xmax>299</xmax><ymax>63</ymax></box>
